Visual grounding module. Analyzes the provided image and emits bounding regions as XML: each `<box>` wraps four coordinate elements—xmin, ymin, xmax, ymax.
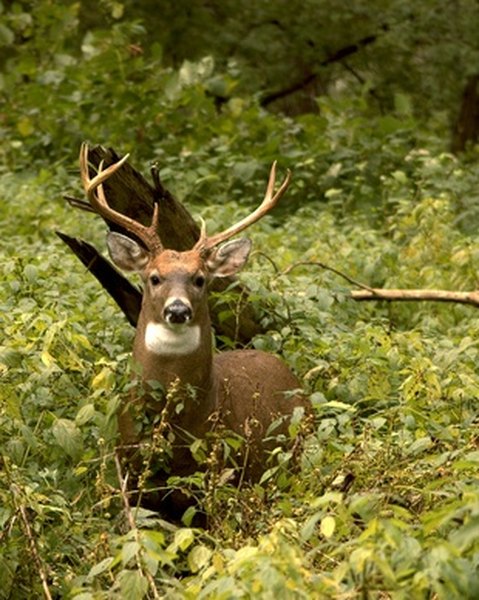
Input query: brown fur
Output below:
<box><xmin>110</xmin><ymin>239</ymin><xmax>308</xmax><ymax>519</ymax></box>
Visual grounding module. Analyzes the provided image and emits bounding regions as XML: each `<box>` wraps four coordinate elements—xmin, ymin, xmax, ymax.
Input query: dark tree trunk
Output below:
<box><xmin>452</xmin><ymin>75</ymin><xmax>479</xmax><ymax>153</ymax></box>
<box><xmin>59</xmin><ymin>145</ymin><xmax>262</xmax><ymax>345</ymax></box>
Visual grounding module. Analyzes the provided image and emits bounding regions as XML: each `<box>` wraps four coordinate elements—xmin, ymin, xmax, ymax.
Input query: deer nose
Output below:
<box><xmin>164</xmin><ymin>300</ymin><xmax>192</xmax><ymax>325</ymax></box>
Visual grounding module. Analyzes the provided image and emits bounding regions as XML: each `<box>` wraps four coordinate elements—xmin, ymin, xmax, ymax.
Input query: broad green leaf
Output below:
<box><xmin>88</xmin><ymin>557</ymin><xmax>114</xmax><ymax>579</ymax></box>
<box><xmin>121</xmin><ymin>541</ymin><xmax>141</xmax><ymax>566</ymax></box>
<box><xmin>75</xmin><ymin>403</ymin><xmax>95</xmax><ymax>425</ymax></box>
<box><xmin>0</xmin><ymin>24</ymin><xmax>14</xmax><ymax>46</ymax></box>
<box><xmin>52</xmin><ymin>418</ymin><xmax>83</xmax><ymax>460</ymax></box>
<box><xmin>301</xmin><ymin>512</ymin><xmax>322</xmax><ymax>541</ymax></box>
<box><xmin>118</xmin><ymin>569</ymin><xmax>148</xmax><ymax>600</ymax></box>
<box><xmin>173</xmin><ymin>528</ymin><xmax>195</xmax><ymax>552</ymax></box>
<box><xmin>17</xmin><ymin>117</ymin><xmax>34</xmax><ymax>137</ymax></box>
<box><xmin>188</xmin><ymin>545</ymin><xmax>212</xmax><ymax>573</ymax></box>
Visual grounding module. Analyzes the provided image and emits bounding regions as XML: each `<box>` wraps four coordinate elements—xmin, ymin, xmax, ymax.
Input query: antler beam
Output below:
<box><xmin>194</xmin><ymin>161</ymin><xmax>292</xmax><ymax>252</ymax></box>
<box><xmin>79</xmin><ymin>142</ymin><xmax>163</xmax><ymax>252</ymax></box>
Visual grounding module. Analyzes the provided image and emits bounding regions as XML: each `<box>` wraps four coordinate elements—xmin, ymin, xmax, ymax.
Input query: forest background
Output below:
<box><xmin>1</xmin><ymin>1</ymin><xmax>479</xmax><ymax>598</ymax></box>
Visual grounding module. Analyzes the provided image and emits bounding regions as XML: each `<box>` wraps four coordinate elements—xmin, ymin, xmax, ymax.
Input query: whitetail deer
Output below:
<box><xmin>79</xmin><ymin>143</ymin><xmax>307</xmax><ymax>516</ymax></box>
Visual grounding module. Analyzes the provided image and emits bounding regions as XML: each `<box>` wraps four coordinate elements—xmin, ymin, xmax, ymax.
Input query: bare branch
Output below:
<box><xmin>351</xmin><ymin>288</ymin><xmax>479</xmax><ymax>307</ymax></box>
<box><xmin>64</xmin><ymin>195</ymin><xmax>96</xmax><ymax>213</ymax></box>
<box><xmin>260</xmin><ymin>29</ymin><xmax>385</xmax><ymax>107</ymax></box>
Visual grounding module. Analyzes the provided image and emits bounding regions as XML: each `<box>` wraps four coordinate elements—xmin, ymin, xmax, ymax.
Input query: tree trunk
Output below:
<box><xmin>451</xmin><ymin>75</ymin><xmax>479</xmax><ymax>153</ymax></box>
<box><xmin>59</xmin><ymin>145</ymin><xmax>262</xmax><ymax>344</ymax></box>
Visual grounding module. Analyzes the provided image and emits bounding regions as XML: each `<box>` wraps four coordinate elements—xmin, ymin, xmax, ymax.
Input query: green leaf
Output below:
<box><xmin>301</xmin><ymin>512</ymin><xmax>322</xmax><ymax>541</ymax></box>
<box><xmin>52</xmin><ymin>418</ymin><xmax>83</xmax><ymax>460</ymax></box>
<box><xmin>188</xmin><ymin>545</ymin><xmax>212</xmax><ymax>573</ymax></box>
<box><xmin>405</xmin><ymin>436</ymin><xmax>433</xmax><ymax>456</ymax></box>
<box><xmin>17</xmin><ymin>117</ymin><xmax>35</xmax><ymax>137</ymax></box>
<box><xmin>449</xmin><ymin>516</ymin><xmax>479</xmax><ymax>551</ymax></box>
<box><xmin>88</xmin><ymin>557</ymin><xmax>114</xmax><ymax>579</ymax></box>
<box><xmin>75</xmin><ymin>404</ymin><xmax>95</xmax><ymax>426</ymax></box>
<box><xmin>173</xmin><ymin>528</ymin><xmax>195</xmax><ymax>552</ymax></box>
<box><xmin>0</xmin><ymin>24</ymin><xmax>14</xmax><ymax>46</ymax></box>
<box><xmin>118</xmin><ymin>569</ymin><xmax>148</xmax><ymax>600</ymax></box>
<box><xmin>121</xmin><ymin>541</ymin><xmax>141</xmax><ymax>566</ymax></box>
<box><xmin>23</xmin><ymin>264</ymin><xmax>38</xmax><ymax>282</ymax></box>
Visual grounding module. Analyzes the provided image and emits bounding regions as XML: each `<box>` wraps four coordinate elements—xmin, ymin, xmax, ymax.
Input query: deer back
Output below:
<box><xmin>213</xmin><ymin>348</ymin><xmax>304</xmax><ymax>479</ymax></box>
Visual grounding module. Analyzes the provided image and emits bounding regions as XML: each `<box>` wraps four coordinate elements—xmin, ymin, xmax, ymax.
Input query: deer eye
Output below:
<box><xmin>194</xmin><ymin>275</ymin><xmax>205</xmax><ymax>288</ymax></box>
<box><xmin>150</xmin><ymin>274</ymin><xmax>162</xmax><ymax>286</ymax></box>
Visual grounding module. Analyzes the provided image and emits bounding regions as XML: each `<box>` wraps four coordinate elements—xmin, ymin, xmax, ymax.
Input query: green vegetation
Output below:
<box><xmin>1</xmin><ymin>1</ymin><xmax>479</xmax><ymax>598</ymax></box>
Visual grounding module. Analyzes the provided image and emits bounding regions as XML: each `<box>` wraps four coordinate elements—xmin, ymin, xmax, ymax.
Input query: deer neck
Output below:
<box><xmin>133</xmin><ymin>302</ymin><xmax>216</xmax><ymax>417</ymax></box>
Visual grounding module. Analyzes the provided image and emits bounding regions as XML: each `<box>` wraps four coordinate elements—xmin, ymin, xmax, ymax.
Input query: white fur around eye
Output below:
<box><xmin>144</xmin><ymin>322</ymin><xmax>200</xmax><ymax>355</ymax></box>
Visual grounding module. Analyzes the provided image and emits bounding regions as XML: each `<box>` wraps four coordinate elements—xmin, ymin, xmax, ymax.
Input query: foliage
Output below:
<box><xmin>2</xmin><ymin>135</ymin><xmax>479</xmax><ymax>597</ymax></box>
<box><xmin>4</xmin><ymin>0</ymin><xmax>479</xmax><ymax>150</ymax></box>
<box><xmin>2</xmin><ymin>1</ymin><xmax>479</xmax><ymax>598</ymax></box>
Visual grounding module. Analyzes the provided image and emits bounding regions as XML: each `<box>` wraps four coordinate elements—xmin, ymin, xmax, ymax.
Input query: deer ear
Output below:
<box><xmin>107</xmin><ymin>232</ymin><xmax>150</xmax><ymax>272</ymax></box>
<box><xmin>206</xmin><ymin>238</ymin><xmax>252</xmax><ymax>278</ymax></box>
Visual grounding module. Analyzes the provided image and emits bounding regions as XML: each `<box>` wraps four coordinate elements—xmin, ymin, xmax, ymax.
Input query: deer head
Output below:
<box><xmin>79</xmin><ymin>143</ymin><xmax>291</xmax><ymax>351</ymax></box>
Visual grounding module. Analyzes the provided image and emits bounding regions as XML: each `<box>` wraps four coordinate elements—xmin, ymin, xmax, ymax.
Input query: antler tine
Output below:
<box><xmin>79</xmin><ymin>142</ymin><xmax>163</xmax><ymax>252</ymax></box>
<box><xmin>195</xmin><ymin>161</ymin><xmax>292</xmax><ymax>252</ymax></box>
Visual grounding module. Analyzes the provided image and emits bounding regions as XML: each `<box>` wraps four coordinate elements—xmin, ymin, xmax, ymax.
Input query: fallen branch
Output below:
<box><xmin>350</xmin><ymin>288</ymin><xmax>479</xmax><ymax>307</ymax></box>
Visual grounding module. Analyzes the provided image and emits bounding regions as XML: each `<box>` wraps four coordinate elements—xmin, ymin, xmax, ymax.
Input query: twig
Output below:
<box><xmin>11</xmin><ymin>484</ymin><xmax>53</xmax><ymax>600</ymax></box>
<box><xmin>63</xmin><ymin>195</ymin><xmax>96</xmax><ymax>213</ymax></box>
<box><xmin>260</xmin><ymin>28</ymin><xmax>387</xmax><ymax>107</ymax></box>
<box><xmin>254</xmin><ymin>250</ymin><xmax>281</xmax><ymax>274</ymax></box>
<box><xmin>282</xmin><ymin>260</ymin><xmax>376</xmax><ymax>292</ymax></box>
<box><xmin>114</xmin><ymin>453</ymin><xmax>161</xmax><ymax>599</ymax></box>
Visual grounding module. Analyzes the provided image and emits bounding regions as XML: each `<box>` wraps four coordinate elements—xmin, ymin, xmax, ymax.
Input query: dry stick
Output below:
<box><xmin>283</xmin><ymin>260</ymin><xmax>479</xmax><ymax>308</ymax></box>
<box><xmin>350</xmin><ymin>288</ymin><xmax>479</xmax><ymax>307</ymax></box>
<box><xmin>114</xmin><ymin>453</ymin><xmax>161</xmax><ymax>600</ymax></box>
<box><xmin>11</xmin><ymin>485</ymin><xmax>53</xmax><ymax>600</ymax></box>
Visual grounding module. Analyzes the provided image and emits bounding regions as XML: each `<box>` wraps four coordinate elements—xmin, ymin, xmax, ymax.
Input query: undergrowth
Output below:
<box><xmin>1</xmin><ymin>148</ymin><xmax>479</xmax><ymax>598</ymax></box>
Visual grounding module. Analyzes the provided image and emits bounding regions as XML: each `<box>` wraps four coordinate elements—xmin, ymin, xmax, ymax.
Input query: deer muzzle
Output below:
<box><xmin>163</xmin><ymin>299</ymin><xmax>193</xmax><ymax>325</ymax></box>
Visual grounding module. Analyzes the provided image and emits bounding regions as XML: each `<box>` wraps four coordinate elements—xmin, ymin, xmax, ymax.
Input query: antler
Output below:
<box><xmin>79</xmin><ymin>142</ymin><xmax>163</xmax><ymax>252</ymax></box>
<box><xmin>194</xmin><ymin>161</ymin><xmax>292</xmax><ymax>252</ymax></box>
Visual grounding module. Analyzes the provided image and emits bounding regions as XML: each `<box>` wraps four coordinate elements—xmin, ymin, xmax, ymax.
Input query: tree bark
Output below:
<box><xmin>59</xmin><ymin>145</ymin><xmax>262</xmax><ymax>344</ymax></box>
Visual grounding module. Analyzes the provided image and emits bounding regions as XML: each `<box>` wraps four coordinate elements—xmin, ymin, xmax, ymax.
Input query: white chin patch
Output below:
<box><xmin>144</xmin><ymin>322</ymin><xmax>201</xmax><ymax>356</ymax></box>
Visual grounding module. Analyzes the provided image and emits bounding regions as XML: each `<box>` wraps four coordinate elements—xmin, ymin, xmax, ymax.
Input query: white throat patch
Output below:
<box><xmin>144</xmin><ymin>322</ymin><xmax>201</xmax><ymax>356</ymax></box>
